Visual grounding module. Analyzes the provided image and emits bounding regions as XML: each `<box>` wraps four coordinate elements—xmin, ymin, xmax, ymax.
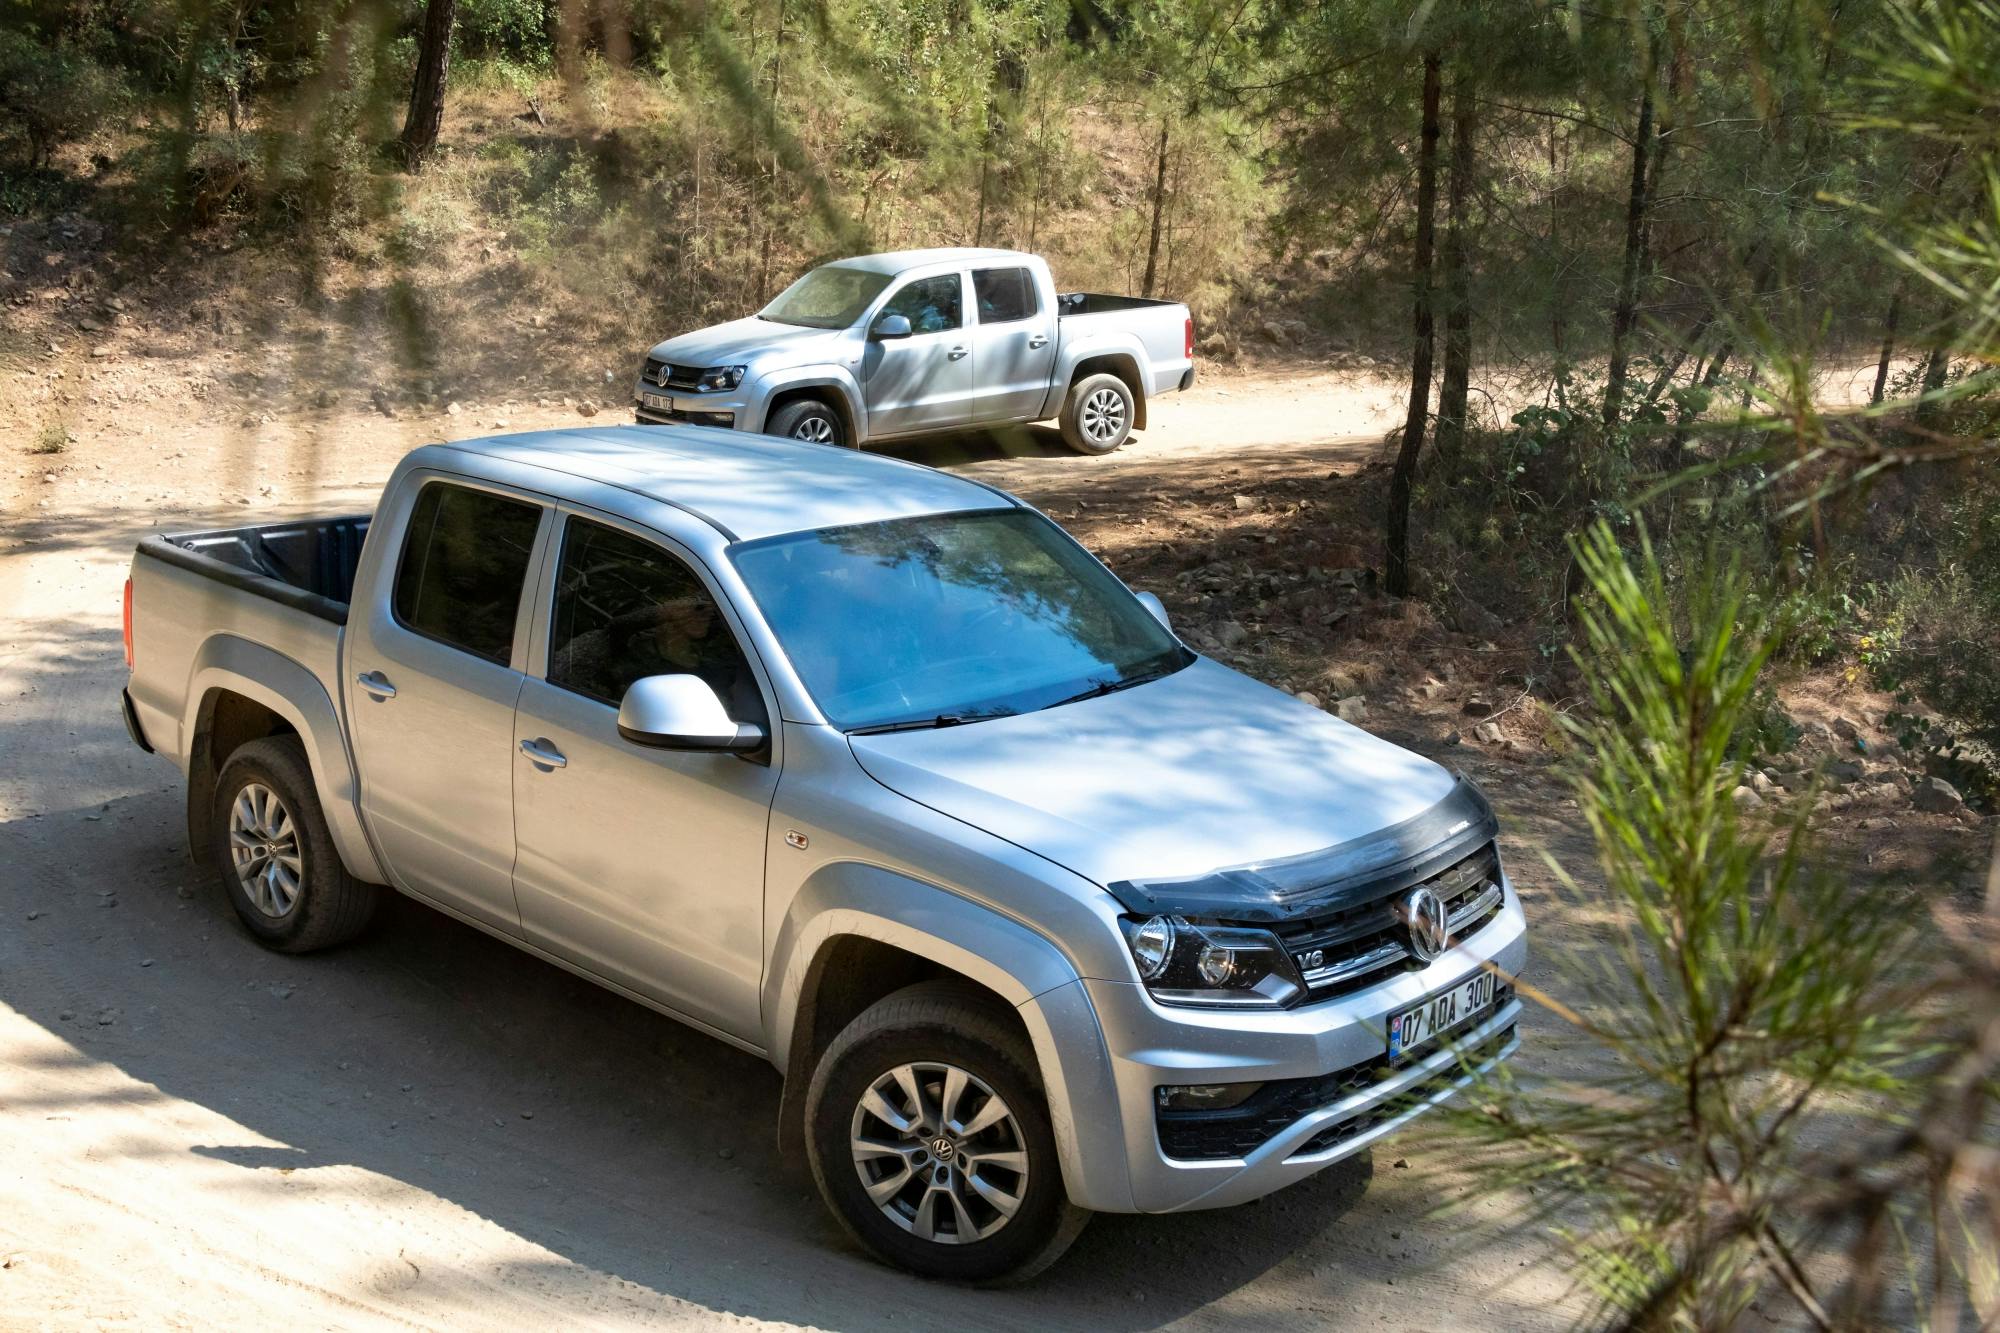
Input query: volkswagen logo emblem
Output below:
<box><xmin>1397</xmin><ymin>885</ymin><xmax>1450</xmax><ymax>962</ymax></box>
<box><xmin>928</xmin><ymin>1136</ymin><xmax>955</xmax><ymax>1162</ymax></box>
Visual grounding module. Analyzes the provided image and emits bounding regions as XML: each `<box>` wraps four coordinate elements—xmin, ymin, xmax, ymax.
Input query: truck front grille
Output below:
<box><xmin>1275</xmin><ymin>842</ymin><xmax>1504</xmax><ymax>1001</ymax></box>
<box><xmin>1155</xmin><ymin>1009</ymin><xmax>1515</xmax><ymax>1162</ymax></box>
<box><xmin>643</xmin><ymin>359</ymin><xmax>706</xmax><ymax>391</ymax></box>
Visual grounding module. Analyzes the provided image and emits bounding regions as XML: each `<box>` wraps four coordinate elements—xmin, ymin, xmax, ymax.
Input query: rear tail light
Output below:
<box><xmin>122</xmin><ymin>577</ymin><xmax>134</xmax><ymax>670</ymax></box>
<box><xmin>1184</xmin><ymin>316</ymin><xmax>1195</xmax><ymax>358</ymax></box>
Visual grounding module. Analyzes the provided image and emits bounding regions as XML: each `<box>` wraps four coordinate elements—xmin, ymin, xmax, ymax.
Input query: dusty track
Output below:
<box><xmin>0</xmin><ymin>371</ymin><xmax>1580</xmax><ymax>1329</ymax></box>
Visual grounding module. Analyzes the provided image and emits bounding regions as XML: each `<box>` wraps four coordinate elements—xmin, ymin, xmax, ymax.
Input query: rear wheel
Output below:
<box><xmin>805</xmin><ymin>982</ymin><xmax>1089</xmax><ymax>1283</ymax></box>
<box><xmin>211</xmin><ymin>736</ymin><xmax>380</xmax><ymax>953</ymax></box>
<box><xmin>1058</xmin><ymin>372</ymin><xmax>1135</xmax><ymax>455</ymax></box>
<box><xmin>767</xmin><ymin>397</ymin><xmax>849</xmax><ymax>448</ymax></box>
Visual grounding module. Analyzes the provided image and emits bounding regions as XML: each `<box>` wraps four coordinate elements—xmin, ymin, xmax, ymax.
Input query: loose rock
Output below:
<box><xmin>1912</xmin><ymin>777</ymin><xmax>1964</xmax><ymax>814</ymax></box>
<box><xmin>1334</xmin><ymin>696</ymin><xmax>1366</xmax><ymax>723</ymax></box>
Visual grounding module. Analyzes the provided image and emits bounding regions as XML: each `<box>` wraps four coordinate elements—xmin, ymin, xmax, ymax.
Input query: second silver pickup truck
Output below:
<box><xmin>633</xmin><ymin>248</ymin><xmax>1195</xmax><ymax>454</ymax></box>
<box><xmin>122</xmin><ymin>425</ymin><xmax>1525</xmax><ymax>1283</ymax></box>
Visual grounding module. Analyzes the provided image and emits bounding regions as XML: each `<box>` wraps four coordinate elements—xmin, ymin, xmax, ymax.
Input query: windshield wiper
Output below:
<box><xmin>1045</xmin><ymin>664</ymin><xmax>1177</xmax><ymax>711</ymax></box>
<box><xmin>847</xmin><ymin>711</ymin><xmax>1008</xmax><ymax>736</ymax></box>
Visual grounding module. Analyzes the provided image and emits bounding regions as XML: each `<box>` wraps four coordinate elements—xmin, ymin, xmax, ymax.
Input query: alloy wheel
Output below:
<box><xmin>848</xmin><ymin>1061</ymin><xmax>1029</xmax><ymax>1244</ymax></box>
<box><xmin>1080</xmin><ymin>387</ymin><xmax>1126</xmax><ymax>444</ymax></box>
<box><xmin>227</xmin><ymin>782</ymin><xmax>303</xmax><ymax>918</ymax></box>
<box><xmin>792</xmin><ymin>415</ymin><xmax>837</xmax><ymax>445</ymax></box>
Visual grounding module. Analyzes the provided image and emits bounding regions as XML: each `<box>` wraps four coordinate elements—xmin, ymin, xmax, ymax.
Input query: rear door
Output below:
<box><xmin>968</xmin><ymin>265</ymin><xmax>1056</xmax><ymax>423</ymax></box>
<box><xmin>859</xmin><ymin>270</ymin><xmax>973</xmax><ymax>436</ymax></box>
<box><xmin>344</xmin><ymin>475</ymin><xmax>553</xmax><ymax>934</ymax></box>
<box><xmin>509</xmin><ymin>509</ymin><xmax>779</xmax><ymax>1042</ymax></box>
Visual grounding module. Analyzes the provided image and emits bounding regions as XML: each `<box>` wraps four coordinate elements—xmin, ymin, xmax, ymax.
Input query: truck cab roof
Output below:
<box><xmin>832</xmin><ymin>247</ymin><xmax>1040</xmax><ymax>276</ymax></box>
<box><xmin>419</xmin><ymin>424</ymin><xmax>1016</xmax><ymax>543</ymax></box>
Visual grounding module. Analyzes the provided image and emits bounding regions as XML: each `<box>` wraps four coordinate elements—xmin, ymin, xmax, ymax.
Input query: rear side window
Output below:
<box><xmin>393</xmin><ymin>482</ymin><xmax>543</xmax><ymax>664</ymax></box>
<box><xmin>973</xmin><ymin>267</ymin><xmax>1037</xmax><ymax>324</ymax></box>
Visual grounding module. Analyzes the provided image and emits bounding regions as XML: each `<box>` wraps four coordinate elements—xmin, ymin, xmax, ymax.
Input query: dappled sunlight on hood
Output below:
<box><xmin>848</xmin><ymin>656</ymin><xmax>1457</xmax><ymax>892</ymax></box>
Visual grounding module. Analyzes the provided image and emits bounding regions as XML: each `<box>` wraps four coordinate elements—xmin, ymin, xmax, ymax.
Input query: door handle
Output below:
<box><xmin>356</xmin><ymin>671</ymin><xmax>397</xmax><ymax>700</ymax></box>
<box><xmin>1028</xmin><ymin>335</ymin><xmax>1049</xmax><ymax>349</ymax></box>
<box><xmin>947</xmin><ymin>345</ymin><xmax>969</xmax><ymax>360</ymax></box>
<box><xmin>519</xmin><ymin>738</ymin><xmax>567</xmax><ymax>769</ymax></box>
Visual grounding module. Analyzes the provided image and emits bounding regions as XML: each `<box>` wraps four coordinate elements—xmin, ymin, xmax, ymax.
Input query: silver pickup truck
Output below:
<box><xmin>121</xmin><ymin>425</ymin><xmax>1526</xmax><ymax>1283</ymax></box>
<box><xmin>633</xmin><ymin>248</ymin><xmax>1195</xmax><ymax>454</ymax></box>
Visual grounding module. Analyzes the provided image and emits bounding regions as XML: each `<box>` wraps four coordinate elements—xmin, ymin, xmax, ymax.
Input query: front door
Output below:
<box><xmin>860</xmin><ymin>271</ymin><xmax>973</xmax><ymax>437</ymax></box>
<box><xmin>344</xmin><ymin>475</ymin><xmax>551</xmax><ymax>935</ymax></box>
<box><xmin>969</xmin><ymin>265</ymin><xmax>1056</xmax><ymax>422</ymax></box>
<box><xmin>510</xmin><ymin>511</ymin><xmax>779</xmax><ymax>1042</ymax></box>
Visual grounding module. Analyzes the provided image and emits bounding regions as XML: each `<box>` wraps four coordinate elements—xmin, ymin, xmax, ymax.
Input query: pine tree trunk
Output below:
<box><xmin>1141</xmin><ymin>121</ymin><xmax>1169</xmax><ymax>298</ymax></box>
<box><xmin>1435</xmin><ymin>79</ymin><xmax>1476</xmax><ymax>461</ymax></box>
<box><xmin>1384</xmin><ymin>53</ymin><xmax>1442</xmax><ymax>600</ymax></box>
<box><xmin>1601</xmin><ymin>82</ymin><xmax>1655</xmax><ymax>427</ymax></box>
<box><xmin>399</xmin><ymin>0</ymin><xmax>457</xmax><ymax>171</ymax></box>
<box><xmin>1871</xmin><ymin>283</ymin><xmax>1903</xmax><ymax>405</ymax></box>
<box><xmin>1915</xmin><ymin>342</ymin><xmax>1950</xmax><ymax>424</ymax></box>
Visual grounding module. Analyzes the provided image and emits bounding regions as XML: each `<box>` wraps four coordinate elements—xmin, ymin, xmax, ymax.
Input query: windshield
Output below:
<box><xmin>732</xmin><ymin>510</ymin><xmax>1192</xmax><ymax>731</ymax></box>
<box><xmin>759</xmin><ymin>265</ymin><xmax>893</xmax><ymax>329</ymax></box>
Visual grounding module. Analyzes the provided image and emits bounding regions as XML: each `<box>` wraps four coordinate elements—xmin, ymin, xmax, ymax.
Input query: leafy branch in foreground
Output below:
<box><xmin>1430</xmin><ymin>522</ymin><xmax>1997</xmax><ymax>1331</ymax></box>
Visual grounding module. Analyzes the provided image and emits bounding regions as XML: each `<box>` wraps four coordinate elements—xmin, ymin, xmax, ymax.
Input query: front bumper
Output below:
<box><xmin>1024</xmin><ymin>879</ymin><xmax>1527</xmax><ymax>1214</ymax></box>
<box><xmin>633</xmin><ymin>384</ymin><xmax>752</xmax><ymax>430</ymax></box>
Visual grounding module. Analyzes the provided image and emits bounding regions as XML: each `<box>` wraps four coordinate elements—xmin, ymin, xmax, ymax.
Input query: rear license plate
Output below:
<box><xmin>1388</xmin><ymin>970</ymin><xmax>1497</xmax><ymax>1060</ymax></box>
<box><xmin>641</xmin><ymin>391</ymin><xmax>673</xmax><ymax>411</ymax></box>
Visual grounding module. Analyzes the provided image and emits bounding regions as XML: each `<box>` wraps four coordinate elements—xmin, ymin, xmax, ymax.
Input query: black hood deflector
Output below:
<box><xmin>1103</xmin><ymin>774</ymin><xmax>1498</xmax><ymax>925</ymax></box>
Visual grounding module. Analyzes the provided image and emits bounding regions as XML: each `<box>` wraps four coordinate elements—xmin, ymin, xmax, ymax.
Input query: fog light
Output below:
<box><xmin>1156</xmin><ymin>1083</ymin><xmax>1261</xmax><ymax>1111</ymax></box>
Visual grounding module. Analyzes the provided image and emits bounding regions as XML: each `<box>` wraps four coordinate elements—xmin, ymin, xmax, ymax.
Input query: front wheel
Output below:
<box><xmin>1058</xmin><ymin>372</ymin><xmax>1135</xmax><ymax>455</ymax></box>
<box><xmin>767</xmin><ymin>397</ymin><xmax>849</xmax><ymax>448</ymax></box>
<box><xmin>804</xmin><ymin>982</ymin><xmax>1090</xmax><ymax>1283</ymax></box>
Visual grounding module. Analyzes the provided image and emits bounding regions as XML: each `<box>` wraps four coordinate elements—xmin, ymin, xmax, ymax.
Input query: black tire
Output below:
<box><xmin>767</xmin><ymin>397</ymin><xmax>849</xmax><ymax>448</ymax></box>
<box><xmin>211</xmin><ymin>736</ymin><xmax>380</xmax><ymax>953</ymax></box>
<box><xmin>804</xmin><ymin>981</ymin><xmax>1090</xmax><ymax>1284</ymax></box>
<box><xmin>1058</xmin><ymin>372</ymin><xmax>1136</xmax><ymax>455</ymax></box>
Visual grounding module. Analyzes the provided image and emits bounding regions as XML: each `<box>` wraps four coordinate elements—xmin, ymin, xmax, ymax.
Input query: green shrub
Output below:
<box><xmin>0</xmin><ymin>29</ymin><xmax>126</xmax><ymax>169</ymax></box>
<box><xmin>455</xmin><ymin>0</ymin><xmax>552</xmax><ymax>63</ymax></box>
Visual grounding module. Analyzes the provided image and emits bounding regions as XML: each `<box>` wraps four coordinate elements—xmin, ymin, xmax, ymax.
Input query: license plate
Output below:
<box><xmin>1388</xmin><ymin>970</ymin><xmax>1498</xmax><ymax>1060</ymax></box>
<box><xmin>641</xmin><ymin>391</ymin><xmax>673</xmax><ymax>410</ymax></box>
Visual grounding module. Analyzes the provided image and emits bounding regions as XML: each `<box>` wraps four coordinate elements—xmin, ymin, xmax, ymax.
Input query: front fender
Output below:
<box><xmin>765</xmin><ymin>860</ymin><xmax>1133</xmax><ymax>1212</ymax></box>
<box><xmin>746</xmin><ymin>365</ymin><xmax>868</xmax><ymax>438</ymax></box>
<box><xmin>182</xmin><ymin>635</ymin><xmax>385</xmax><ymax>885</ymax></box>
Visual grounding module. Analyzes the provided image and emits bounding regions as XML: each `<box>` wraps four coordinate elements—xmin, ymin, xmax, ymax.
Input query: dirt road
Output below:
<box><xmin>0</xmin><ymin>371</ymin><xmax>1580</xmax><ymax>1329</ymax></box>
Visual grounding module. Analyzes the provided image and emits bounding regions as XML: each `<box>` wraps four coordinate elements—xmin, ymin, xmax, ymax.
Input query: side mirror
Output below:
<box><xmin>617</xmin><ymin>675</ymin><xmax>766</xmax><ymax>753</ymax></box>
<box><xmin>870</xmin><ymin>313</ymin><xmax>913</xmax><ymax>341</ymax></box>
<box><xmin>1134</xmin><ymin>590</ymin><xmax>1171</xmax><ymax>631</ymax></box>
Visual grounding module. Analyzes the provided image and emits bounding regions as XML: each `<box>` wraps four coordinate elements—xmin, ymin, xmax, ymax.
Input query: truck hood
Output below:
<box><xmin>649</xmin><ymin>316</ymin><xmax>848</xmax><ymax>368</ymax></box>
<box><xmin>848</xmin><ymin>657</ymin><xmax>1467</xmax><ymax>919</ymax></box>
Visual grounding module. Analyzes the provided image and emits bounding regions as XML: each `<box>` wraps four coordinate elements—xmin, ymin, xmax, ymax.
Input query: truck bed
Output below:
<box><xmin>141</xmin><ymin>515</ymin><xmax>372</xmax><ymax>624</ymax></box>
<box><xmin>1055</xmin><ymin>292</ymin><xmax>1180</xmax><ymax>317</ymax></box>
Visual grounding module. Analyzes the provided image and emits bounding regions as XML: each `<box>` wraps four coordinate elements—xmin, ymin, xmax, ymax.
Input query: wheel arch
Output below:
<box><xmin>766</xmin><ymin>863</ymin><xmax>1120</xmax><ymax>1206</ymax></box>
<box><xmin>1062</xmin><ymin>351</ymin><xmax>1148</xmax><ymax>430</ymax></box>
<box><xmin>755</xmin><ymin>371</ymin><xmax>865</xmax><ymax>441</ymax></box>
<box><xmin>182</xmin><ymin>636</ymin><xmax>386</xmax><ymax>885</ymax></box>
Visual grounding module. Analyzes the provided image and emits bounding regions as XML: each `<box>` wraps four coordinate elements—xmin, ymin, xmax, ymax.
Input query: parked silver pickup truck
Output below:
<box><xmin>122</xmin><ymin>425</ymin><xmax>1525</xmax><ymax>1282</ymax></box>
<box><xmin>633</xmin><ymin>248</ymin><xmax>1195</xmax><ymax>454</ymax></box>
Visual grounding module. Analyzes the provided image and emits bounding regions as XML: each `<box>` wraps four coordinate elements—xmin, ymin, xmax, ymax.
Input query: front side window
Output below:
<box><xmin>393</xmin><ymin>481</ymin><xmax>543</xmax><ymax>664</ymax></box>
<box><xmin>879</xmin><ymin>274</ymin><xmax>963</xmax><ymax>335</ymax></box>
<box><xmin>760</xmin><ymin>265</ymin><xmax>894</xmax><ymax>329</ymax></box>
<box><xmin>547</xmin><ymin>518</ymin><xmax>765</xmax><ymax>723</ymax></box>
<box><xmin>972</xmin><ymin>267</ymin><xmax>1037</xmax><ymax>324</ymax></box>
<box><xmin>733</xmin><ymin>509</ymin><xmax>1190</xmax><ymax>731</ymax></box>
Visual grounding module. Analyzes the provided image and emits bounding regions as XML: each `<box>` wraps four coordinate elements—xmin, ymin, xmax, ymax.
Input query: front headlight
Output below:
<box><xmin>1118</xmin><ymin>915</ymin><xmax>1305</xmax><ymax>1008</ymax></box>
<box><xmin>697</xmin><ymin>364</ymin><xmax>747</xmax><ymax>392</ymax></box>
